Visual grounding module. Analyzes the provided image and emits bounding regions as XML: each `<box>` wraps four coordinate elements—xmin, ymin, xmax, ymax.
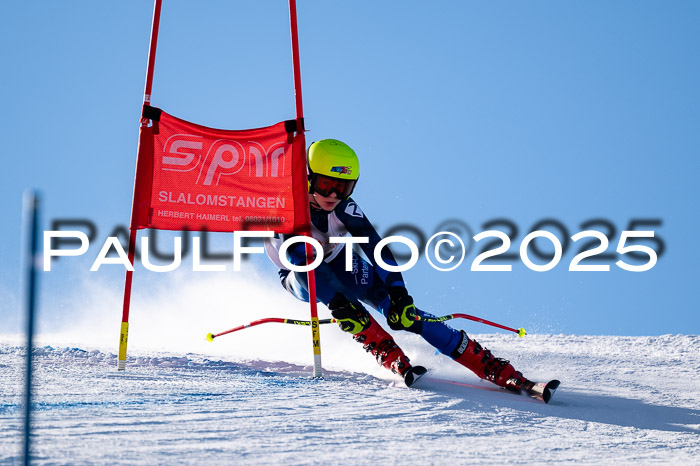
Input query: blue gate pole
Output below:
<box><xmin>22</xmin><ymin>190</ymin><xmax>40</xmax><ymax>465</ymax></box>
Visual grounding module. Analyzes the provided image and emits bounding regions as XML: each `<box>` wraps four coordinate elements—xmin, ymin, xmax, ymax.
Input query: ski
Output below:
<box><xmin>403</xmin><ymin>365</ymin><xmax>428</xmax><ymax>387</ymax></box>
<box><xmin>525</xmin><ymin>379</ymin><xmax>560</xmax><ymax>404</ymax></box>
<box><xmin>413</xmin><ymin>375</ymin><xmax>560</xmax><ymax>404</ymax></box>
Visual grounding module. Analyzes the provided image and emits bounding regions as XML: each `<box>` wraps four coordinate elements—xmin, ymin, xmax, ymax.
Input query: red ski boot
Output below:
<box><xmin>452</xmin><ymin>330</ymin><xmax>534</xmax><ymax>393</ymax></box>
<box><xmin>353</xmin><ymin>316</ymin><xmax>428</xmax><ymax>387</ymax></box>
<box><xmin>353</xmin><ymin>315</ymin><xmax>411</xmax><ymax>375</ymax></box>
<box><xmin>329</xmin><ymin>293</ymin><xmax>426</xmax><ymax>386</ymax></box>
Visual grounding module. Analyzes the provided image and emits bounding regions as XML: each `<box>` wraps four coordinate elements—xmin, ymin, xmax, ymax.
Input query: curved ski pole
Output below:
<box><xmin>415</xmin><ymin>314</ymin><xmax>526</xmax><ymax>337</ymax></box>
<box><xmin>207</xmin><ymin>318</ymin><xmax>337</xmax><ymax>342</ymax></box>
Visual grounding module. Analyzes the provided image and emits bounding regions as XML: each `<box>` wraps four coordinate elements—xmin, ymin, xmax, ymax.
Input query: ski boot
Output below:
<box><xmin>329</xmin><ymin>293</ymin><xmax>426</xmax><ymax>387</ymax></box>
<box><xmin>353</xmin><ymin>317</ymin><xmax>428</xmax><ymax>387</ymax></box>
<box><xmin>451</xmin><ymin>330</ymin><xmax>534</xmax><ymax>393</ymax></box>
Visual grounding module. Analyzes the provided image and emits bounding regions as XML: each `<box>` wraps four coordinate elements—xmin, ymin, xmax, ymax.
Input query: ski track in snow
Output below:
<box><xmin>1</xmin><ymin>334</ymin><xmax>699</xmax><ymax>465</ymax></box>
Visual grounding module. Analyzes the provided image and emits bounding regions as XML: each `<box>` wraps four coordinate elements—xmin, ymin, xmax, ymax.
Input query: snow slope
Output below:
<box><xmin>1</xmin><ymin>333</ymin><xmax>699</xmax><ymax>465</ymax></box>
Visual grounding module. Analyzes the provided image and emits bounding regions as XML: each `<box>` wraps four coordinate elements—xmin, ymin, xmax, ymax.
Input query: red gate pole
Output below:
<box><xmin>118</xmin><ymin>0</ymin><xmax>163</xmax><ymax>371</ymax></box>
<box><xmin>289</xmin><ymin>0</ymin><xmax>322</xmax><ymax>378</ymax></box>
<box><xmin>142</xmin><ymin>0</ymin><xmax>162</xmax><ymax>107</ymax></box>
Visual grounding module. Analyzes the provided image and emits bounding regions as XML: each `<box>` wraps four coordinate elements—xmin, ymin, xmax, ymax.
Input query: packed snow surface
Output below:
<box><xmin>1</xmin><ymin>333</ymin><xmax>699</xmax><ymax>464</ymax></box>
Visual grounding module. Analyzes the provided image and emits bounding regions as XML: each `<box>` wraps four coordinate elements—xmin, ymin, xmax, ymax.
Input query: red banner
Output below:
<box><xmin>131</xmin><ymin>108</ymin><xmax>309</xmax><ymax>233</ymax></box>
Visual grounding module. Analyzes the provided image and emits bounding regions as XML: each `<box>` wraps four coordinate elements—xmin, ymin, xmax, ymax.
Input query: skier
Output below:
<box><xmin>265</xmin><ymin>139</ymin><xmax>538</xmax><ymax>392</ymax></box>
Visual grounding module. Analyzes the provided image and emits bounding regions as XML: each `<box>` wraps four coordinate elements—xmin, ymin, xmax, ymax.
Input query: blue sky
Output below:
<box><xmin>2</xmin><ymin>1</ymin><xmax>698</xmax><ymax>337</ymax></box>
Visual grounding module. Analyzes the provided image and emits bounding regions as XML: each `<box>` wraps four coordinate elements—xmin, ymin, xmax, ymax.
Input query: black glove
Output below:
<box><xmin>329</xmin><ymin>293</ymin><xmax>370</xmax><ymax>335</ymax></box>
<box><xmin>387</xmin><ymin>286</ymin><xmax>421</xmax><ymax>333</ymax></box>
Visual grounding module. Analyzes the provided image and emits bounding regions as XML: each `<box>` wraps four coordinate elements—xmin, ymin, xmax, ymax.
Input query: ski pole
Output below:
<box><xmin>207</xmin><ymin>313</ymin><xmax>525</xmax><ymax>341</ymax></box>
<box><xmin>415</xmin><ymin>314</ymin><xmax>526</xmax><ymax>337</ymax></box>
<box><xmin>207</xmin><ymin>317</ymin><xmax>337</xmax><ymax>341</ymax></box>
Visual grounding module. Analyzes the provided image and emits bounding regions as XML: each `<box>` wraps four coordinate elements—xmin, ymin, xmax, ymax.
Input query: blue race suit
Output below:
<box><xmin>265</xmin><ymin>197</ymin><xmax>464</xmax><ymax>357</ymax></box>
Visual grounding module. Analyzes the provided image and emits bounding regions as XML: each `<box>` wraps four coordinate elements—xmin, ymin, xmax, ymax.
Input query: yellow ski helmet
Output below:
<box><xmin>307</xmin><ymin>139</ymin><xmax>359</xmax><ymax>199</ymax></box>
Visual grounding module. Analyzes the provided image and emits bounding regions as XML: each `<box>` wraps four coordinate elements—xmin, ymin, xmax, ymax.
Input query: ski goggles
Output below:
<box><xmin>309</xmin><ymin>173</ymin><xmax>357</xmax><ymax>199</ymax></box>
